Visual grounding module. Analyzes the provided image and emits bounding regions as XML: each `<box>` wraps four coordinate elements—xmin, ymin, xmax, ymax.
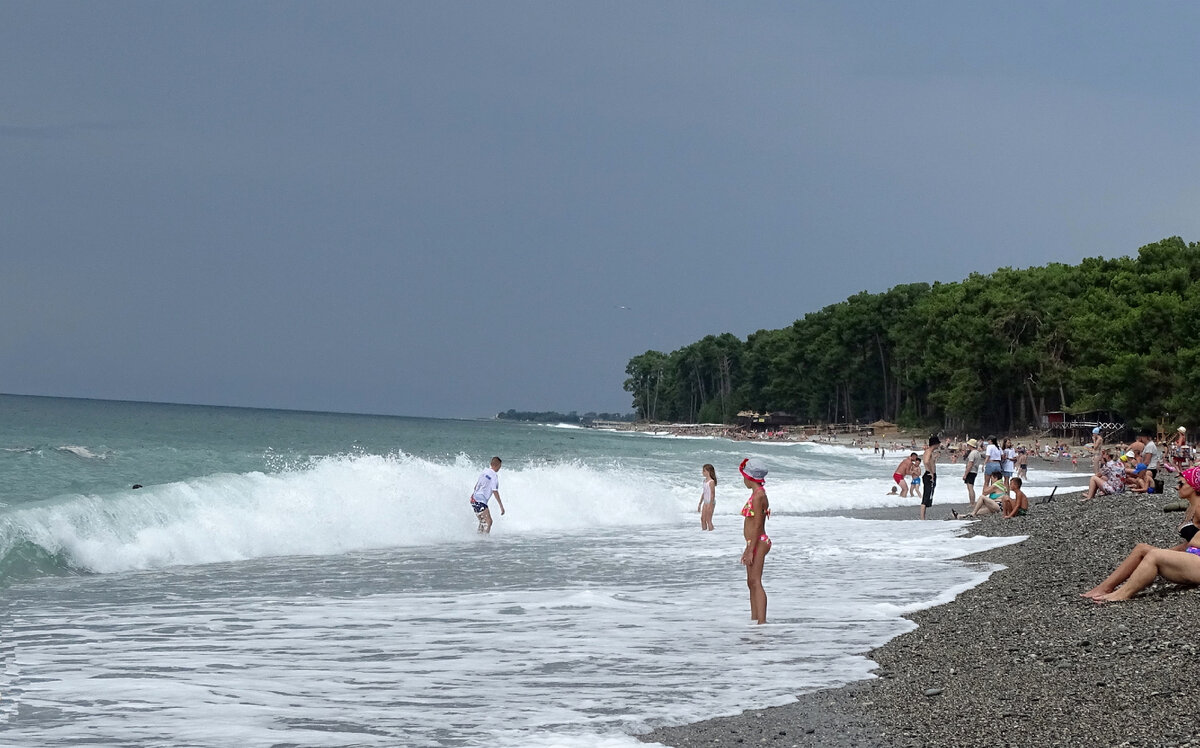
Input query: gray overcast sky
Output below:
<box><xmin>3</xmin><ymin>2</ymin><xmax>1198</xmax><ymax>418</ymax></box>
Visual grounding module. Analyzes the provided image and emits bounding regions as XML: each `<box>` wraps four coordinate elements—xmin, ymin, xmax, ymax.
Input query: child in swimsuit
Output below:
<box><xmin>1002</xmin><ymin>476</ymin><xmax>1029</xmax><ymax>518</ymax></box>
<box><xmin>697</xmin><ymin>464</ymin><xmax>717</xmax><ymax>531</ymax></box>
<box><xmin>739</xmin><ymin>457</ymin><xmax>770</xmax><ymax>625</ymax></box>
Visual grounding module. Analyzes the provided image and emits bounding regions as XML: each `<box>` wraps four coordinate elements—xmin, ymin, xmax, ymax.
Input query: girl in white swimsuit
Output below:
<box><xmin>697</xmin><ymin>464</ymin><xmax>717</xmax><ymax>531</ymax></box>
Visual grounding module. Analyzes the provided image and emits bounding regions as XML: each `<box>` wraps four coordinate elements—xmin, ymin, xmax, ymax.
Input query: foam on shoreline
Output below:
<box><xmin>640</xmin><ymin>485</ymin><xmax>1200</xmax><ymax>747</ymax></box>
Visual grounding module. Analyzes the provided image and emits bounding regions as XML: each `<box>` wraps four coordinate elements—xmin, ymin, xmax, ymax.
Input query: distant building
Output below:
<box><xmin>736</xmin><ymin>411</ymin><xmax>800</xmax><ymax>432</ymax></box>
<box><xmin>1043</xmin><ymin>410</ymin><xmax>1126</xmax><ymax>442</ymax></box>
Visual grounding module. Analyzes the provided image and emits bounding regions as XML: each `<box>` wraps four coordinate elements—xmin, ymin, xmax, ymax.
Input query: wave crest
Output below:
<box><xmin>0</xmin><ymin>453</ymin><xmax>673</xmax><ymax>583</ymax></box>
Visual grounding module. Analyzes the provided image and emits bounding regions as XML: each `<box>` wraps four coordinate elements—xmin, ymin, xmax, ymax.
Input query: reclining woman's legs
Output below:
<box><xmin>1081</xmin><ymin>474</ymin><xmax>1107</xmax><ymax>500</ymax></box>
<box><xmin>1082</xmin><ymin>543</ymin><xmax>1176</xmax><ymax>599</ymax></box>
<box><xmin>1096</xmin><ymin>548</ymin><xmax>1200</xmax><ymax>602</ymax></box>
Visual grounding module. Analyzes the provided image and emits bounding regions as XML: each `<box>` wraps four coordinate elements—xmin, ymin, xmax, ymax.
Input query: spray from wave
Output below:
<box><xmin>55</xmin><ymin>445</ymin><xmax>111</xmax><ymax>460</ymax></box>
<box><xmin>0</xmin><ymin>453</ymin><xmax>675</xmax><ymax>584</ymax></box>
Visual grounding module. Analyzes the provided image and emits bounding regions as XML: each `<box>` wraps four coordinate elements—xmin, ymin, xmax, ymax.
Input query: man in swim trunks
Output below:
<box><xmin>961</xmin><ymin>439</ymin><xmax>981</xmax><ymax>505</ymax></box>
<box><xmin>893</xmin><ymin>454</ymin><xmax>918</xmax><ymax>497</ymax></box>
<box><xmin>920</xmin><ymin>435</ymin><xmax>940</xmax><ymax>520</ymax></box>
<box><xmin>469</xmin><ymin>457</ymin><xmax>505</xmax><ymax>534</ymax></box>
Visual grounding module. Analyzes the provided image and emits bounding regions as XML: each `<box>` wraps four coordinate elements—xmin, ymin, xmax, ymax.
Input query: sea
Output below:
<box><xmin>0</xmin><ymin>395</ymin><xmax>1087</xmax><ymax>747</ymax></box>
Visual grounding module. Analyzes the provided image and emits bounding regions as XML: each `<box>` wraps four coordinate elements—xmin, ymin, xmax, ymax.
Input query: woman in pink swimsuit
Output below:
<box><xmin>739</xmin><ymin>457</ymin><xmax>771</xmax><ymax>624</ymax></box>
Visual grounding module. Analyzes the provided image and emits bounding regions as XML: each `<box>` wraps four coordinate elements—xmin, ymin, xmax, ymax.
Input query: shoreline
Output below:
<box><xmin>597</xmin><ymin>420</ymin><xmax>1102</xmax><ymax>460</ymax></box>
<box><xmin>639</xmin><ymin>486</ymin><xmax>1200</xmax><ymax>747</ymax></box>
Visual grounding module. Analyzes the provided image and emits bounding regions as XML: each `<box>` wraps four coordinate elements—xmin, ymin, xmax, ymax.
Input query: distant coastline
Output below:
<box><xmin>589</xmin><ymin>420</ymin><xmax>1108</xmax><ymax>464</ymax></box>
<box><xmin>495</xmin><ymin>409</ymin><xmax>635</xmax><ymax>425</ymax></box>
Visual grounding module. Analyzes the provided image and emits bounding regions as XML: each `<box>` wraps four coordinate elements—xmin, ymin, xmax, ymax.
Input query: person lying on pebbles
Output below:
<box><xmin>1083</xmin><ymin>466</ymin><xmax>1200</xmax><ymax>603</ymax></box>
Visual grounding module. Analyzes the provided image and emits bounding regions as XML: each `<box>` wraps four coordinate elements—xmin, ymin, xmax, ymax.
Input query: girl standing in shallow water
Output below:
<box><xmin>739</xmin><ymin>458</ymin><xmax>770</xmax><ymax>624</ymax></box>
<box><xmin>697</xmin><ymin>464</ymin><xmax>717</xmax><ymax>531</ymax></box>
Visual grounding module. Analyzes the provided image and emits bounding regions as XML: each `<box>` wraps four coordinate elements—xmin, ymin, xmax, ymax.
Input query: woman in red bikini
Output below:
<box><xmin>739</xmin><ymin>457</ymin><xmax>771</xmax><ymax>624</ymax></box>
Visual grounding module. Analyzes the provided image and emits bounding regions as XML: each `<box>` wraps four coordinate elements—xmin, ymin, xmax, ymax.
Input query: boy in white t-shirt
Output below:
<box><xmin>469</xmin><ymin>457</ymin><xmax>505</xmax><ymax>533</ymax></box>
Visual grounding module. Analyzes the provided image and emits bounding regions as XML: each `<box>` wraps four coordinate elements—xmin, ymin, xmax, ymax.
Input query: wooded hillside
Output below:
<box><xmin>624</xmin><ymin>237</ymin><xmax>1200</xmax><ymax>432</ymax></box>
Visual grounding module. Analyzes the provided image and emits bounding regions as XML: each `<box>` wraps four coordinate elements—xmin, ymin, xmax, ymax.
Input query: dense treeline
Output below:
<box><xmin>624</xmin><ymin>237</ymin><xmax>1200</xmax><ymax>432</ymax></box>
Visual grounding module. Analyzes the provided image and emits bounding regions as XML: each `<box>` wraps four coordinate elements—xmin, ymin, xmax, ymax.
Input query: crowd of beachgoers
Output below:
<box><xmin>640</xmin><ymin>424</ymin><xmax>1200</xmax><ymax>747</ymax></box>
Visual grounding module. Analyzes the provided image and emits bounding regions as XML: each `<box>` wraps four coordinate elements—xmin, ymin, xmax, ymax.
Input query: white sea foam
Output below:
<box><xmin>0</xmin><ymin>405</ymin><xmax>1037</xmax><ymax>747</ymax></box>
<box><xmin>55</xmin><ymin>445</ymin><xmax>108</xmax><ymax>459</ymax></box>
<box><xmin>0</xmin><ymin>453</ymin><xmax>676</xmax><ymax>575</ymax></box>
<box><xmin>0</xmin><ymin>436</ymin><xmax>1073</xmax><ymax>579</ymax></box>
<box><xmin>0</xmin><ymin>514</ymin><xmax>1017</xmax><ymax>748</ymax></box>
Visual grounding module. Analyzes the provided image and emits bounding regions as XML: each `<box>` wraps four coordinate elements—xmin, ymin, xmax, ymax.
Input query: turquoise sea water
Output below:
<box><xmin>0</xmin><ymin>395</ymin><xmax>1074</xmax><ymax>746</ymax></box>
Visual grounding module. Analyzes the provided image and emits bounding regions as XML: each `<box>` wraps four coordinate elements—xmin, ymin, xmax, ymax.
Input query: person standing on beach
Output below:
<box><xmin>919</xmin><ymin>435</ymin><xmax>940</xmax><ymax>520</ymax></box>
<box><xmin>469</xmin><ymin>457</ymin><xmax>505</xmax><ymax>534</ymax></box>
<box><xmin>961</xmin><ymin>439</ymin><xmax>981</xmax><ymax>505</ymax></box>
<box><xmin>1172</xmin><ymin>426</ymin><xmax>1188</xmax><ymax>468</ymax></box>
<box><xmin>697</xmin><ymin>464</ymin><xmax>717</xmax><ymax>531</ymax></box>
<box><xmin>739</xmin><ymin>458</ymin><xmax>771</xmax><ymax>624</ymax></box>
<box><xmin>984</xmin><ymin>436</ymin><xmax>1003</xmax><ymax>483</ymax></box>
<box><xmin>1000</xmin><ymin>438</ymin><xmax>1017</xmax><ymax>489</ymax></box>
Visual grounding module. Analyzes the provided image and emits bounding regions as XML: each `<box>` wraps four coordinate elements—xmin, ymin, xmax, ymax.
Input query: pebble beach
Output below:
<box><xmin>640</xmin><ymin>480</ymin><xmax>1200</xmax><ymax>748</ymax></box>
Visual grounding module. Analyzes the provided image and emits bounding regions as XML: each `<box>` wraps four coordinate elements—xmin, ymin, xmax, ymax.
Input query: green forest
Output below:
<box><xmin>623</xmin><ymin>237</ymin><xmax>1200</xmax><ymax>433</ymax></box>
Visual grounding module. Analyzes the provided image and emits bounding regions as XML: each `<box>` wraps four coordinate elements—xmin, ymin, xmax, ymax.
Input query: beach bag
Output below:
<box><xmin>1154</xmin><ymin>478</ymin><xmax>1165</xmax><ymax>494</ymax></box>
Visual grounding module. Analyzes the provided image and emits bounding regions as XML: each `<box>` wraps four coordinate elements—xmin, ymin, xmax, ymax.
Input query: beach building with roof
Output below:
<box><xmin>1043</xmin><ymin>410</ymin><xmax>1126</xmax><ymax>442</ymax></box>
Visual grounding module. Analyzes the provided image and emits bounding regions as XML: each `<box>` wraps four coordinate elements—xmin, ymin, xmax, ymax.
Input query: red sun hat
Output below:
<box><xmin>739</xmin><ymin>457</ymin><xmax>767</xmax><ymax>484</ymax></box>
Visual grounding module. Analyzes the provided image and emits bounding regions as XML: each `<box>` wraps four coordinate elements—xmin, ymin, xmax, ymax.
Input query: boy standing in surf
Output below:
<box><xmin>469</xmin><ymin>457</ymin><xmax>505</xmax><ymax>534</ymax></box>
